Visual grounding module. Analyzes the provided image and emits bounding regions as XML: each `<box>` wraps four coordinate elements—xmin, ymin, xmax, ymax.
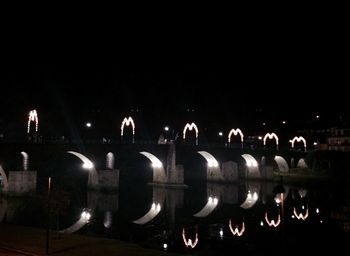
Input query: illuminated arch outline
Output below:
<box><xmin>228</xmin><ymin>128</ymin><xmax>244</xmax><ymax>144</ymax></box>
<box><xmin>183</xmin><ymin>122</ymin><xmax>198</xmax><ymax>145</ymax></box>
<box><xmin>293</xmin><ymin>207</ymin><xmax>309</xmax><ymax>220</ymax></box>
<box><xmin>27</xmin><ymin>109</ymin><xmax>38</xmax><ymax>134</ymax></box>
<box><xmin>289</xmin><ymin>136</ymin><xmax>307</xmax><ymax>151</ymax></box>
<box><xmin>121</xmin><ymin>116</ymin><xmax>135</xmax><ymax>143</ymax></box>
<box><xmin>263</xmin><ymin>133</ymin><xmax>279</xmax><ymax>149</ymax></box>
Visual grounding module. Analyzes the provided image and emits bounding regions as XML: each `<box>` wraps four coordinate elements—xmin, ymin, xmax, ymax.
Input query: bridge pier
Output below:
<box><xmin>96</xmin><ymin>169</ymin><xmax>119</xmax><ymax>190</ymax></box>
<box><xmin>6</xmin><ymin>171</ymin><xmax>37</xmax><ymax>195</ymax></box>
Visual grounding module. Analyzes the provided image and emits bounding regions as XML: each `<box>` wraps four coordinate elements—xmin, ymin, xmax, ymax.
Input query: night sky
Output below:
<box><xmin>0</xmin><ymin>49</ymin><xmax>348</xmax><ymax>143</ymax></box>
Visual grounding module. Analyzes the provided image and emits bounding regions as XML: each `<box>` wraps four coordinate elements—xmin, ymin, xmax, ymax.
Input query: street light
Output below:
<box><xmin>86</xmin><ymin>122</ymin><xmax>92</xmax><ymax>128</ymax></box>
<box><xmin>164</xmin><ymin>126</ymin><xmax>169</xmax><ymax>132</ymax></box>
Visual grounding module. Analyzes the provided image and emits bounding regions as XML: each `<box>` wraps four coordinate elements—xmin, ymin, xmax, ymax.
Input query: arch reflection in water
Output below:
<box><xmin>264</xmin><ymin>212</ymin><xmax>281</xmax><ymax>228</ymax></box>
<box><xmin>293</xmin><ymin>206</ymin><xmax>309</xmax><ymax>221</ymax></box>
<box><xmin>240</xmin><ymin>186</ymin><xmax>259</xmax><ymax>209</ymax></box>
<box><xmin>133</xmin><ymin>202</ymin><xmax>162</xmax><ymax>224</ymax></box>
<box><xmin>59</xmin><ymin>209</ymin><xmax>92</xmax><ymax>234</ymax></box>
<box><xmin>104</xmin><ymin>211</ymin><xmax>113</xmax><ymax>228</ymax></box>
<box><xmin>182</xmin><ymin>228</ymin><xmax>199</xmax><ymax>249</ymax></box>
<box><xmin>193</xmin><ymin>196</ymin><xmax>219</xmax><ymax>218</ymax></box>
<box><xmin>229</xmin><ymin>220</ymin><xmax>245</xmax><ymax>236</ymax></box>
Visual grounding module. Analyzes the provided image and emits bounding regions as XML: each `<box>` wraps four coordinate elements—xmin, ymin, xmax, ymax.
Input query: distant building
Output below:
<box><xmin>327</xmin><ymin>127</ymin><xmax>350</xmax><ymax>152</ymax></box>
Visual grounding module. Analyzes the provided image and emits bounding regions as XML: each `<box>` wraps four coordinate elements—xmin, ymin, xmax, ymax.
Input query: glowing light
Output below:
<box><xmin>219</xmin><ymin>228</ymin><xmax>224</xmax><ymax>237</ymax></box>
<box><xmin>82</xmin><ymin>161</ymin><xmax>94</xmax><ymax>169</ymax></box>
<box><xmin>121</xmin><ymin>116</ymin><xmax>135</xmax><ymax>143</ymax></box>
<box><xmin>265</xmin><ymin>212</ymin><xmax>281</xmax><ymax>227</ymax></box>
<box><xmin>164</xmin><ymin>126</ymin><xmax>169</xmax><ymax>131</ymax></box>
<box><xmin>228</xmin><ymin>128</ymin><xmax>244</xmax><ymax>143</ymax></box>
<box><xmin>21</xmin><ymin>151</ymin><xmax>29</xmax><ymax>171</ymax></box>
<box><xmin>263</xmin><ymin>133</ymin><xmax>279</xmax><ymax>146</ymax></box>
<box><xmin>86</xmin><ymin>122</ymin><xmax>92</xmax><ymax>128</ymax></box>
<box><xmin>289</xmin><ymin>136</ymin><xmax>307</xmax><ymax>150</ymax></box>
<box><xmin>183</xmin><ymin>122</ymin><xmax>199</xmax><ymax>144</ymax></box>
<box><xmin>163</xmin><ymin>243</ymin><xmax>168</xmax><ymax>250</ymax></box>
<box><xmin>260</xmin><ymin>221</ymin><xmax>264</xmax><ymax>226</ymax></box>
<box><xmin>313</xmin><ymin>142</ymin><xmax>318</xmax><ymax>146</ymax></box>
<box><xmin>293</xmin><ymin>207</ymin><xmax>309</xmax><ymax>221</ymax></box>
<box><xmin>316</xmin><ymin>115</ymin><xmax>320</xmax><ymax>119</ymax></box>
<box><xmin>218</xmin><ymin>132</ymin><xmax>223</xmax><ymax>136</ymax></box>
<box><xmin>316</xmin><ymin>208</ymin><xmax>320</xmax><ymax>214</ymax></box>
<box><xmin>198</xmin><ymin>151</ymin><xmax>220</xmax><ymax>168</ymax></box>
<box><xmin>229</xmin><ymin>220</ymin><xmax>245</xmax><ymax>236</ymax></box>
<box><xmin>246</xmin><ymin>160</ymin><xmax>258</xmax><ymax>167</ymax></box>
<box><xmin>275</xmin><ymin>198</ymin><xmax>281</xmax><ymax>204</ymax></box>
<box><xmin>81</xmin><ymin>210</ymin><xmax>91</xmax><ymax>221</ymax></box>
<box><xmin>182</xmin><ymin>228</ymin><xmax>198</xmax><ymax>249</ymax></box>
<box><xmin>193</xmin><ymin>196</ymin><xmax>219</xmax><ymax>217</ymax></box>
<box><xmin>282</xmin><ymin>121</ymin><xmax>286</xmax><ymax>124</ymax></box>
<box><xmin>27</xmin><ymin>109</ymin><xmax>38</xmax><ymax>134</ymax></box>
<box><xmin>258</xmin><ymin>136</ymin><xmax>262</xmax><ymax>140</ymax></box>
<box><xmin>140</xmin><ymin>152</ymin><xmax>163</xmax><ymax>169</ymax></box>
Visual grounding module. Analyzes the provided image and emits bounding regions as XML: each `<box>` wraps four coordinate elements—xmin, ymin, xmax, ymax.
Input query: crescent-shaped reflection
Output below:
<box><xmin>193</xmin><ymin>196</ymin><xmax>219</xmax><ymax>217</ymax></box>
<box><xmin>133</xmin><ymin>202</ymin><xmax>162</xmax><ymax>224</ymax></box>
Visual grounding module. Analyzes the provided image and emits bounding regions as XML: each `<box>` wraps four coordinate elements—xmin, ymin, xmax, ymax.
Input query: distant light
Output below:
<box><xmin>219</xmin><ymin>228</ymin><xmax>224</xmax><ymax>237</ymax></box>
<box><xmin>282</xmin><ymin>121</ymin><xmax>286</xmax><ymax>124</ymax></box>
<box><xmin>86</xmin><ymin>122</ymin><xmax>92</xmax><ymax>128</ymax></box>
<box><xmin>258</xmin><ymin>136</ymin><xmax>262</xmax><ymax>140</ymax></box>
<box><xmin>164</xmin><ymin>126</ymin><xmax>169</xmax><ymax>131</ymax></box>
<box><xmin>218</xmin><ymin>132</ymin><xmax>223</xmax><ymax>136</ymax></box>
<box><xmin>163</xmin><ymin>243</ymin><xmax>168</xmax><ymax>250</ymax></box>
<box><xmin>316</xmin><ymin>208</ymin><xmax>320</xmax><ymax>214</ymax></box>
<box><xmin>262</xmin><ymin>122</ymin><xmax>266</xmax><ymax>126</ymax></box>
<box><xmin>313</xmin><ymin>142</ymin><xmax>318</xmax><ymax>146</ymax></box>
<box><xmin>260</xmin><ymin>221</ymin><xmax>264</xmax><ymax>226</ymax></box>
<box><xmin>229</xmin><ymin>220</ymin><xmax>245</xmax><ymax>236</ymax></box>
<box><xmin>316</xmin><ymin>115</ymin><xmax>320</xmax><ymax>119</ymax></box>
<box><xmin>320</xmin><ymin>220</ymin><xmax>323</xmax><ymax>223</ymax></box>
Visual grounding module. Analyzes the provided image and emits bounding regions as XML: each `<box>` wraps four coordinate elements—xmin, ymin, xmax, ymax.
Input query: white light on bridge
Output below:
<box><xmin>316</xmin><ymin>115</ymin><xmax>320</xmax><ymax>119</ymax></box>
<box><xmin>151</xmin><ymin>161</ymin><xmax>163</xmax><ymax>169</ymax></box>
<box><xmin>258</xmin><ymin>136</ymin><xmax>262</xmax><ymax>140</ymax></box>
<box><xmin>164</xmin><ymin>126</ymin><xmax>169</xmax><ymax>131</ymax></box>
<box><xmin>219</xmin><ymin>228</ymin><xmax>224</xmax><ymax>238</ymax></box>
<box><xmin>313</xmin><ymin>142</ymin><xmax>318</xmax><ymax>146</ymax></box>
<box><xmin>208</xmin><ymin>160</ymin><xmax>219</xmax><ymax>168</ymax></box>
<box><xmin>218</xmin><ymin>132</ymin><xmax>223</xmax><ymax>136</ymax></box>
<box><xmin>27</xmin><ymin>109</ymin><xmax>38</xmax><ymax>134</ymax></box>
<box><xmin>85</xmin><ymin>122</ymin><xmax>92</xmax><ymax>128</ymax></box>
<box><xmin>265</xmin><ymin>212</ymin><xmax>281</xmax><ymax>228</ymax></box>
<box><xmin>282</xmin><ymin>121</ymin><xmax>286</xmax><ymax>124</ymax></box>
<box><xmin>163</xmin><ymin>243</ymin><xmax>168</xmax><ymax>250</ymax></box>
<box><xmin>316</xmin><ymin>208</ymin><xmax>320</xmax><ymax>214</ymax></box>
<box><xmin>246</xmin><ymin>160</ymin><xmax>258</xmax><ymax>167</ymax></box>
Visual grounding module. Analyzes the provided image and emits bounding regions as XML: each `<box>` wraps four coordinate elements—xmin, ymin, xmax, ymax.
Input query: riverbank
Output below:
<box><xmin>0</xmin><ymin>224</ymin><xmax>178</xmax><ymax>256</ymax></box>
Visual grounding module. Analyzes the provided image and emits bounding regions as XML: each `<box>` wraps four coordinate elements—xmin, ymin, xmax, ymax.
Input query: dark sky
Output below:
<box><xmin>0</xmin><ymin>32</ymin><xmax>348</xmax><ymax>142</ymax></box>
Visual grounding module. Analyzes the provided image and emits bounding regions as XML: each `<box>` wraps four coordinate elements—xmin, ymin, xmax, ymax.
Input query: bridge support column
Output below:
<box><xmin>260</xmin><ymin>166</ymin><xmax>274</xmax><ymax>180</ymax></box>
<box><xmin>222</xmin><ymin>161</ymin><xmax>238</xmax><ymax>182</ymax></box>
<box><xmin>7</xmin><ymin>171</ymin><xmax>37</xmax><ymax>195</ymax></box>
<box><xmin>96</xmin><ymin>170</ymin><xmax>119</xmax><ymax>190</ymax></box>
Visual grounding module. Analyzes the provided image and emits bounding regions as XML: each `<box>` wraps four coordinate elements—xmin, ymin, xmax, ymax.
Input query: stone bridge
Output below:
<box><xmin>0</xmin><ymin>143</ymin><xmax>307</xmax><ymax>194</ymax></box>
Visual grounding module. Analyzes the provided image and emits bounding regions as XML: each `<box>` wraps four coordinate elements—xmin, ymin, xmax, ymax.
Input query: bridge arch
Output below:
<box><xmin>274</xmin><ymin>156</ymin><xmax>289</xmax><ymax>173</ymax></box>
<box><xmin>297</xmin><ymin>158</ymin><xmax>308</xmax><ymax>168</ymax></box>
<box><xmin>66</xmin><ymin>151</ymin><xmax>99</xmax><ymax>187</ymax></box>
<box><xmin>197</xmin><ymin>151</ymin><xmax>222</xmax><ymax>181</ymax></box>
<box><xmin>139</xmin><ymin>152</ymin><xmax>166</xmax><ymax>183</ymax></box>
<box><xmin>0</xmin><ymin>165</ymin><xmax>9</xmax><ymax>192</ymax></box>
<box><xmin>241</xmin><ymin>154</ymin><xmax>260</xmax><ymax>178</ymax></box>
